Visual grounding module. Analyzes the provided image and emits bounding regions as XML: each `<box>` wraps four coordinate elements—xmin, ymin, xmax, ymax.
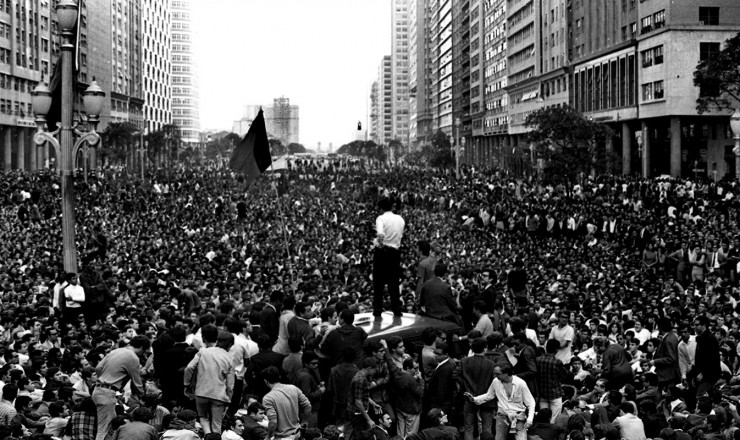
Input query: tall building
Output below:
<box><xmin>142</xmin><ymin>0</ymin><xmax>171</xmax><ymax>132</ymax></box>
<box><xmin>391</xmin><ymin>0</ymin><xmax>410</xmax><ymax>147</ymax></box>
<box><xmin>374</xmin><ymin>55</ymin><xmax>393</xmax><ymax>145</ymax></box>
<box><xmin>408</xmin><ymin>0</ymin><xmax>433</xmax><ymax>150</ymax></box>
<box><xmin>404</xmin><ymin>0</ymin><xmax>740</xmax><ymax>179</ymax></box>
<box><xmin>431</xmin><ymin>0</ymin><xmax>453</xmax><ymax>136</ymax></box>
<box><xmin>264</xmin><ymin>97</ymin><xmax>299</xmax><ymax>146</ymax></box>
<box><xmin>232</xmin><ymin>100</ymin><xmax>299</xmax><ymax>145</ymax></box>
<box><xmin>170</xmin><ymin>0</ymin><xmax>199</xmax><ymax>145</ymax></box>
<box><xmin>105</xmin><ymin>0</ymin><xmax>144</xmax><ymax>129</ymax></box>
<box><xmin>370</xmin><ymin>80</ymin><xmax>379</xmax><ymax>143</ymax></box>
<box><xmin>1</xmin><ymin>0</ymin><xmax>96</xmax><ymax>171</ymax></box>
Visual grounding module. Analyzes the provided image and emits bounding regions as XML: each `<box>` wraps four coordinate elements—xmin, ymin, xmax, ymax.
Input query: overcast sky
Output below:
<box><xmin>193</xmin><ymin>1</ymin><xmax>391</xmax><ymax>150</ymax></box>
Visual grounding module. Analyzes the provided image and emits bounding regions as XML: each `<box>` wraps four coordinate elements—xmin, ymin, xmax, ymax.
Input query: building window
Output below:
<box><xmin>641</xmin><ymin>45</ymin><xmax>663</xmax><ymax>67</ymax></box>
<box><xmin>700</xmin><ymin>42</ymin><xmax>721</xmax><ymax>61</ymax></box>
<box><xmin>631</xmin><ymin>22</ymin><xmax>637</xmax><ymax>38</ymax></box>
<box><xmin>654</xmin><ymin>81</ymin><xmax>664</xmax><ymax>99</ymax></box>
<box><xmin>642</xmin><ymin>83</ymin><xmax>653</xmax><ymax>101</ymax></box>
<box><xmin>699</xmin><ymin>7</ymin><xmax>719</xmax><ymax>25</ymax></box>
<box><xmin>654</xmin><ymin>10</ymin><xmax>665</xmax><ymax>29</ymax></box>
<box><xmin>641</xmin><ymin>15</ymin><xmax>653</xmax><ymax>33</ymax></box>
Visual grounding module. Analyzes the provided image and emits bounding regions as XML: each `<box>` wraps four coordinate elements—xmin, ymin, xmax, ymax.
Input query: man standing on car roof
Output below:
<box><xmin>373</xmin><ymin>198</ymin><xmax>405</xmax><ymax>317</ymax></box>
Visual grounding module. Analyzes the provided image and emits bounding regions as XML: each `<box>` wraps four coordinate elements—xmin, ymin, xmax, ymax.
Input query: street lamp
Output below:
<box><xmin>31</xmin><ymin>0</ymin><xmax>105</xmax><ymax>274</ymax></box>
<box><xmin>730</xmin><ymin>109</ymin><xmax>740</xmax><ymax>182</ymax></box>
<box><xmin>455</xmin><ymin>117</ymin><xmax>461</xmax><ymax>179</ymax></box>
<box><xmin>133</xmin><ymin>129</ymin><xmax>147</xmax><ymax>180</ymax></box>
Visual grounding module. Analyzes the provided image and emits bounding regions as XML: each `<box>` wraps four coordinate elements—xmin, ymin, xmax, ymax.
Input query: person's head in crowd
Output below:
<box><xmin>486</xmin><ymin>332</ymin><xmax>503</xmax><ymax>349</ymax></box>
<box><xmin>320</xmin><ymin>306</ymin><xmax>337</xmax><ymax>325</ymax></box>
<box><xmin>434</xmin><ymin>263</ymin><xmax>447</xmax><ymax>278</ymax></box>
<box><xmin>288</xmin><ymin>337</ymin><xmax>304</xmax><ymax>355</ymax></box>
<box><xmin>132</xmin><ymin>406</ymin><xmax>153</xmax><ymax>423</ymax></box>
<box><xmin>418</xmin><ymin>240</ymin><xmax>431</xmax><ymax>257</ymax></box>
<box><xmin>386</xmin><ymin>336</ymin><xmax>404</xmax><ymax>357</ymax></box>
<box><xmin>545</xmin><ymin>338</ymin><xmax>560</xmax><ymax>355</ymax></box>
<box><xmin>378</xmin><ymin>198</ymin><xmax>393</xmax><ymax>213</ymax></box>
<box><xmin>323</xmin><ymin>425</ymin><xmax>341</xmax><ymax>440</ymax></box>
<box><xmin>247</xmin><ymin>401</ymin><xmax>266</xmax><ymax>422</ymax></box>
<box><xmin>338</xmin><ymin>308</ymin><xmax>355</xmax><ymax>327</ymax></box>
<box><xmin>426</xmin><ymin>408</ymin><xmax>449</xmax><ymax>427</ymax></box>
<box><xmin>470</xmin><ymin>337</ymin><xmax>486</xmax><ymax>354</ymax></box>
<box><xmin>302</xmin><ymin>351</ymin><xmax>320</xmax><ymax>371</ymax></box>
<box><xmin>2</xmin><ymin>383</ymin><xmax>18</xmax><ymax>402</ymax></box>
<box><xmin>472</xmin><ymin>301</ymin><xmax>487</xmax><ymax>319</ymax></box>
<box><xmin>262</xmin><ymin>366</ymin><xmax>282</xmax><ymax>387</ymax></box>
<box><xmin>357</xmin><ymin>356</ymin><xmax>378</xmax><ymax>376</ymax></box>
<box><xmin>256</xmin><ymin>334</ymin><xmax>273</xmax><ymax>351</ymax></box>
<box><xmin>422</xmin><ymin>327</ymin><xmax>439</xmax><ymax>347</ymax></box>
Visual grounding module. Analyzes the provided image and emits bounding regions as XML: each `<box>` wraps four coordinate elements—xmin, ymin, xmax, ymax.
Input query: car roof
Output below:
<box><xmin>355</xmin><ymin>311</ymin><xmax>462</xmax><ymax>343</ymax></box>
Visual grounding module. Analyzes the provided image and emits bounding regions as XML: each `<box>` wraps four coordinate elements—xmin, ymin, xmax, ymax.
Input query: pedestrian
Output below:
<box><xmin>465</xmin><ymin>364</ymin><xmax>536</xmax><ymax>440</ymax></box>
<box><xmin>92</xmin><ymin>335</ymin><xmax>150</xmax><ymax>440</ymax></box>
<box><xmin>262</xmin><ymin>366</ymin><xmax>312</xmax><ymax>440</ymax></box>
<box><xmin>535</xmin><ymin>339</ymin><xmax>569</xmax><ymax>422</ymax></box>
<box><xmin>690</xmin><ymin>316</ymin><xmax>720</xmax><ymax>400</ymax></box>
<box><xmin>648</xmin><ymin>317</ymin><xmax>680</xmax><ymax>390</ymax></box>
<box><xmin>458</xmin><ymin>338</ymin><xmax>495</xmax><ymax>440</ymax></box>
<box><xmin>373</xmin><ymin>198</ymin><xmax>405</xmax><ymax>316</ymax></box>
<box><xmin>345</xmin><ymin>356</ymin><xmax>379</xmax><ymax>440</ymax></box>
<box><xmin>184</xmin><ymin>325</ymin><xmax>235</xmax><ymax>434</ymax></box>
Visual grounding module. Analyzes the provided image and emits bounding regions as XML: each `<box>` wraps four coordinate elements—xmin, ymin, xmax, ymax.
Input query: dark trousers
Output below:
<box><xmin>373</xmin><ymin>247</ymin><xmax>402</xmax><ymax>313</ymax></box>
<box><xmin>228</xmin><ymin>377</ymin><xmax>244</xmax><ymax>415</ymax></box>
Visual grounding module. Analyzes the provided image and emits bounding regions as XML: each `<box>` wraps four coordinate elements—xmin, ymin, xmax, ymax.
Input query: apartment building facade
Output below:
<box><xmin>407</xmin><ymin>0</ymin><xmax>740</xmax><ymax>179</ymax></box>
<box><xmin>170</xmin><ymin>0</ymin><xmax>199</xmax><ymax>145</ymax></box>
<box><xmin>391</xmin><ymin>0</ymin><xmax>410</xmax><ymax>147</ymax></box>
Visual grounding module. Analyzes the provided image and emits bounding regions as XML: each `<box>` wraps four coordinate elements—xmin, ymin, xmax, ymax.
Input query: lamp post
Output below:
<box><xmin>134</xmin><ymin>129</ymin><xmax>146</xmax><ymax>180</ymax></box>
<box><xmin>31</xmin><ymin>0</ymin><xmax>104</xmax><ymax>274</ymax></box>
<box><xmin>731</xmin><ymin>109</ymin><xmax>740</xmax><ymax>182</ymax></box>
<box><xmin>635</xmin><ymin>130</ymin><xmax>643</xmax><ymax>177</ymax></box>
<box><xmin>455</xmin><ymin>117</ymin><xmax>461</xmax><ymax>179</ymax></box>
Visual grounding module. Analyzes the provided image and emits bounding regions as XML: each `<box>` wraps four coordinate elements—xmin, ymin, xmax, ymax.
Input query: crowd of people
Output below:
<box><xmin>1</xmin><ymin>159</ymin><xmax>740</xmax><ymax>440</ymax></box>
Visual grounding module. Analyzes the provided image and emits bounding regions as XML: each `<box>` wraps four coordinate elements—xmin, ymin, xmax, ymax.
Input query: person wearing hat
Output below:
<box><xmin>161</xmin><ymin>409</ymin><xmax>200</xmax><ymax>440</ymax></box>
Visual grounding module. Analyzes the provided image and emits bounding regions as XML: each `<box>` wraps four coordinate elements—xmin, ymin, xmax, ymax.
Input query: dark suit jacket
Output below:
<box><xmin>161</xmin><ymin>342</ymin><xmax>198</xmax><ymax>403</ymax></box>
<box><xmin>420</xmin><ymin>277</ymin><xmax>458</xmax><ymax>321</ymax></box>
<box><xmin>426</xmin><ymin>358</ymin><xmax>457</xmax><ymax>413</ymax></box>
<box><xmin>514</xmin><ymin>345</ymin><xmax>538</xmax><ymax>397</ymax></box>
<box><xmin>458</xmin><ymin>354</ymin><xmax>496</xmax><ymax>408</ymax></box>
<box><xmin>260</xmin><ymin>304</ymin><xmax>280</xmax><ymax>343</ymax></box>
<box><xmin>694</xmin><ymin>329</ymin><xmax>721</xmax><ymax>383</ymax></box>
<box><xmin>246</xmin><ymin>349</ymin><xmax>286</xmax><ymax>398</ymax></box>
<box><xmin>653</xmin><ymin>332</ymin><xmax>680</xmax><ymax>384</ymax></box>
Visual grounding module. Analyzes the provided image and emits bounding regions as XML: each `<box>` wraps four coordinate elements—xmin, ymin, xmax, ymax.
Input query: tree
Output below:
<box><xmin>101</xmin><ymin>122</ymin><xmax>138</xmax><ymax>167</ymax></box>
<box><xmin>269</xmin><ymin>139</ymin><xmax>286</xmax><ymax>156</ymax></box>
<box><xmin>525</xmin><ymin>106</ymin><xmax>612</xmax><ymax>182</ymax></box>
<box><xmin>694</xmin><ymin>32</ymin><xmax>740</xmax><ymax>113</ymax></box>
<box><xmin>426</xmin><ymin>130</ymin><xmax>454</xmax><ymax>168</ymax></box>
<box><xmin>337</xmin><ymin>140</ymin><xmax>379</xmax><ymax>157</ymax></box>
<box><xmin>287</xmin><ymin>143</ymin><xmax>307</xmax><ymax>154</ymax></box>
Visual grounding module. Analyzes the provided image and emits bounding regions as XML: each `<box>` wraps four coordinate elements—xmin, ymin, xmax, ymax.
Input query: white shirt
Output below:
<box><xmin>629</xmin><ymin>328</ymin><xmax>651</xmax><ymax>345</ymax></box>
<box><xmin>64</xmin><ymin>284</ymin><xmax>85</xmax><ymax>308</ymax></box>
<box><xmin>549</xmin><ymin>324</ymin><xmax>575</xmax><ymax>364</ymax></box>
<box><xmin>376</xmin><ymin>211</ymin><xmax>405</xmax><ymax>249</ymax></box>
<box><xmin>473</xmin><ymin>375</ymin><xmax>536</xmax><ymax>425</ymax></box>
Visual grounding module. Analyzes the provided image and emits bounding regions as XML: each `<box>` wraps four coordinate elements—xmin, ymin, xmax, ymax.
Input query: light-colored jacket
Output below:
<box><xmin>184</xmin><ymin>346</ymin><xmax>234</xmax><ymax>403</ymax></box>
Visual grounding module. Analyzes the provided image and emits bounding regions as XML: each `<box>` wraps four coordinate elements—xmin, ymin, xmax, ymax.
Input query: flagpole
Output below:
<box><xmin>269</xmin><ymin>161</ymin><xmax>294</xmax><ymax>288</ymax></box>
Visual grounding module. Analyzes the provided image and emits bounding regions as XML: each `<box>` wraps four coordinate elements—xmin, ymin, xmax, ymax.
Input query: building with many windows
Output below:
<box><xmin>142</xmin><ymin>0</ymin><xmax>170</xmax><ymax>133</ymax></box>
<box><xmin>403</xmin><ymin>0</ymin><xmax>740</xmax><ymax>179</ymax></box>
<box><xmin>391</xmin><ymin>0</ymin><xmax>410</xmax><ymax>147</ymax></box>
<box><xmin>0</xmin><ymin>0</ymin><xmax>96</xmax><ymax>171</ymax></box>
<box><xmin>170</xmin><ymin>0</ymin><xmax>199</xmax><ymax>145</ymax></box>
<box><xmin>408</xmin><ymin>0</ymin><xmax>433</xmax><ymax>151</ymax></box>
<box><xmin>372</xmin><ymin>55</ymin><xmax>393</xmax><ymax>145</ymax></box>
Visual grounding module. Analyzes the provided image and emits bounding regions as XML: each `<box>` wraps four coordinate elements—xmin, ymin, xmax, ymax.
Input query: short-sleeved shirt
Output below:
<box><xmin>549</xmin><ymin>324</ymin><xmax>575</xmax><ymax>364</ymax></box>
<box><xmin>376</xmin><ymin>212</ymin><xmax>405</xmax><ymax>249</ymax></box>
